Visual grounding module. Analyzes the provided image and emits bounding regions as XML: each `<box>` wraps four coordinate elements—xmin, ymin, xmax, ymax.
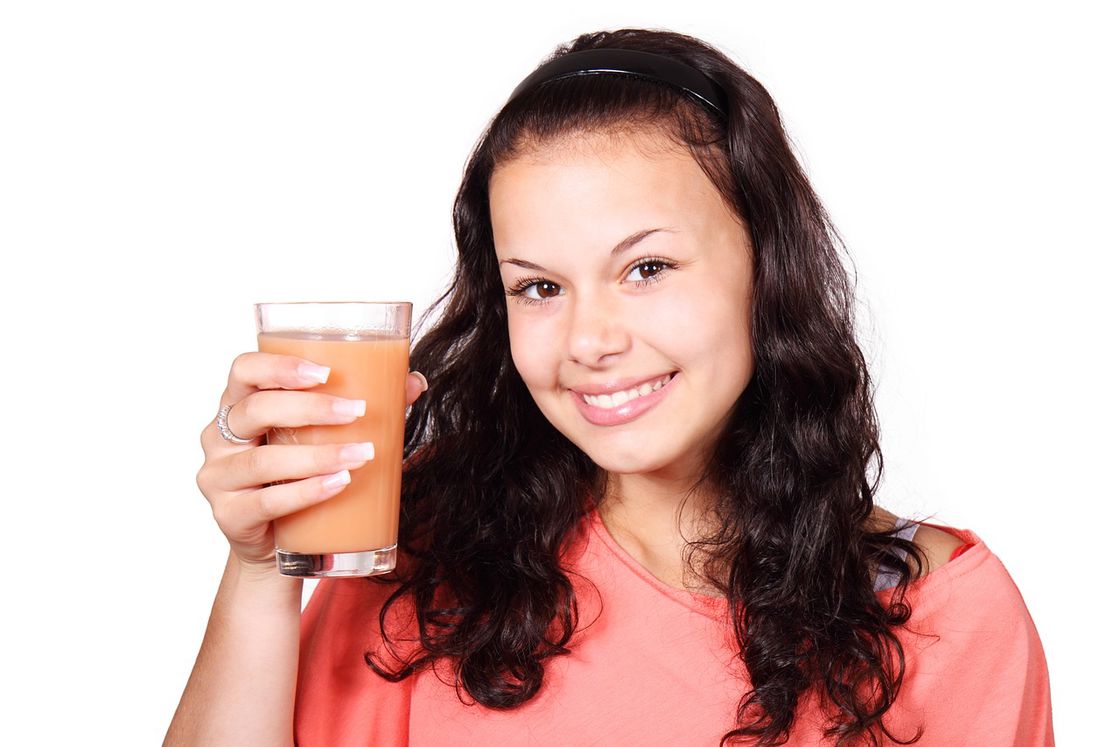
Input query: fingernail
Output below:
<box><xmin>332</xmin><ymin>398</ymin><xmax>366</xmax><ymax>418</ymax></box>
<box><xmin>298</xmin><ymin>363</ymin><xmax>330</xmax><ymax>384</ymax></box>
<box><xmin>412</xmin><ymin>371</ymin><xmax>429</xmax><ymax>392</ymax></box>
<box><xmin>322</xmin><ymin>469</ymin><xmax>351</xmax><ymax>490</ymax></box>
<box><xmin>339</xmin><ymin>442</ymin><xmax>374</xmax><ymax>462</ymax></box>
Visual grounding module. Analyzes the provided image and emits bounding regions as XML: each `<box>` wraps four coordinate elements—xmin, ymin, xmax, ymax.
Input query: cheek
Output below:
<box><xmin>646</xmin><ymin>278</ymin><xmax>750</xmax><ymax>348</ymax></box>
<box><xmin>704</xmin><ymin>290</ymin><xmax>754</xmax><ymax>381</ymax></box>
<box><xmin>641</xmin><ymin>277</ymin><xmax>753</xmax><ymax>389</ymax></box>
<box><xmin>507</xmin><ymin>312</ymin><xmax>554</xmax><ymax>388</ymax></box>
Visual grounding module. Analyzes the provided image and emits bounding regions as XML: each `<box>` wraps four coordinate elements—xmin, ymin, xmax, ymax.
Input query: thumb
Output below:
<box><xmin>405</xmin><ymin>371</ymin><xmax>429</xmax><ymax>407</ymax></box>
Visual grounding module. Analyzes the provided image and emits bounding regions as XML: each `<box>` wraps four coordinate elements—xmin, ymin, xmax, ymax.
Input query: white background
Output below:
<box><xmin>1</xmin><ymin>1</ymin><xmax>1113</xmax><ymax>743</ymax></box>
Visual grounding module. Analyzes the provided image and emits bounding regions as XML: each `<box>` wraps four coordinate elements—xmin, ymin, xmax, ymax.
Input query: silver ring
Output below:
<box><xmin>216</xmin><ymin>403</ymin><xmax>256</xmax><ymax>444</ymax></box>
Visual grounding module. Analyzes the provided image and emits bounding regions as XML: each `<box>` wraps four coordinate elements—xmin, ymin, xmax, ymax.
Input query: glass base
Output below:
<box><xmin>275</xmin><ymin>545</ymin><xmax>396</xmax><ymax>578</ymax></box>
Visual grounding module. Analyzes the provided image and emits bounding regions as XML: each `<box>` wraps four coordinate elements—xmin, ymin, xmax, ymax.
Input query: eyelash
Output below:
<box><xmin>506</xmin><ymin>257</ymin><xmax>679</xmax><ymax>307</ymax></box>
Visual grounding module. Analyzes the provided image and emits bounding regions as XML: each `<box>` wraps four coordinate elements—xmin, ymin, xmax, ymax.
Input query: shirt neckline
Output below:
<box><xmin>587</xmin><ymin>506</ymin><xmax>729</xmax><ymax>621</ymax></box>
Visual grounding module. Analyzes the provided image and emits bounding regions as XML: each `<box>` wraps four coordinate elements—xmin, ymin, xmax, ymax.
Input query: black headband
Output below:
<box><xmin>507</xmin><ymin>48</ymin><xmax>729</xmax><ymax>119</ymax></box>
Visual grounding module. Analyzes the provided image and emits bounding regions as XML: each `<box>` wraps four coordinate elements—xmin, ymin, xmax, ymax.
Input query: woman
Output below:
<box><xmin>168</xmin><ymin>29</ymin><xmax>1053</xmax><ymax>746</ymax></box>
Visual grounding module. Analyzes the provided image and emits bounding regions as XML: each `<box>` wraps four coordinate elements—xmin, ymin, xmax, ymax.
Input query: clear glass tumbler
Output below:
<box><xmin>255</xmin><ymin>302</ymin><xmax>412</xmax><ymax>577</ymax></box>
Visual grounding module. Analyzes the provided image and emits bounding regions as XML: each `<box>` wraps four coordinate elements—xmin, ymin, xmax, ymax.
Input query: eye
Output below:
<box><xmin>625</xmin><ymin>258</ymin><xmax>673</xmax><ymax>284</ymax></box>
<box><xmin>507</xmin><ymin>277</ymin><xmax>563</xmax><ymax>306</ymax></box>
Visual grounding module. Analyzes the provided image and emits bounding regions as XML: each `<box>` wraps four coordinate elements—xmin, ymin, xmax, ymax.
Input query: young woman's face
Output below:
<box><xmin>490</xmin><ymin>129</ymin><xmax>754</xmax><ymax>484</ymax></box>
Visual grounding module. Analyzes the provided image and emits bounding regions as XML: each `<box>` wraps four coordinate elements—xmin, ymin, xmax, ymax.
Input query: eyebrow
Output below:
<box><xmin>498</xmin><ymin>227</ymin><xmax>673</xmax><ymax>271</ymax></box>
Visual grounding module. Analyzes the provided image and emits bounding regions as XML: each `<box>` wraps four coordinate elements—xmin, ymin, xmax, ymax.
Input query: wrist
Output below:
<box><xmin>229</xmin><ymin>551</ymin><xmax>301</xmax><ymax>588</ymax></box>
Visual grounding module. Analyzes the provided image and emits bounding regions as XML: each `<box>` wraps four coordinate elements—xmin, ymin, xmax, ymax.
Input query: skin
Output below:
<box><xmin>492</xmin><ymin>129</ymin><xmax>754</xmax><ymax>591</ymax></box>
<box><xmin>167</xmin><ymin>357</ymin><xmax>428</xmax><ymax>743</ymax></box>
<box><xmin>491</xmin><ymin>129</ymin><xmax>960</xmax><ymax>591</ymax></box>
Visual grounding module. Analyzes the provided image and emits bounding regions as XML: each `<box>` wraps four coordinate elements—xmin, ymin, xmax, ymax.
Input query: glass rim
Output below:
<box><xmin>255</xmin><ymin>301</ymin><xmax>413</xmax><ymax>337</ymax></box>
<box><xmin>254</xmin><ymin>300</ymin><xmax>412</xmax><ymax>308</ymax></box>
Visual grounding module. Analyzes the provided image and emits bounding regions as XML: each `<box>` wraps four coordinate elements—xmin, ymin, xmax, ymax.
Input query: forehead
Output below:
<box><xmin>489</xmin><ymin>130</ymin><xmax>735</xmax><ymax>253</ymax></box>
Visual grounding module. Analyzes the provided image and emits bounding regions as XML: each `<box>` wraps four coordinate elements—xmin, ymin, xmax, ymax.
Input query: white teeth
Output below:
<box><xmin>588</xmin><ymin>394</ymin><xmax>614</xmax><ymax>408</ymax></box>
<box><xmin>581</xmin><ymin>374</ymin><xmax>672</xmax><ymax>409</ymax></box>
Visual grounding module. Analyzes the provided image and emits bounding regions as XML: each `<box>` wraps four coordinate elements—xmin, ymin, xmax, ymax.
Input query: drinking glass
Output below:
<box><xmin>255</xmin><ymin>302</ymin><xmax>412</xmax><ymax>577</ymax></box>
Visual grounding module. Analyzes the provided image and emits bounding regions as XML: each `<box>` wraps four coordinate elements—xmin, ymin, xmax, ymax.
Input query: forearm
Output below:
<box><xmin>164</xmin><ymin>552</ymin><xmax>303</xmax><ymax>746</ymax></box>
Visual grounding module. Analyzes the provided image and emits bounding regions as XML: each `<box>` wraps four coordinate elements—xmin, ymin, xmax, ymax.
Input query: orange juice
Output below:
<box><xmin>257</xmin><ymin>331</ymin><xmax>409</xmax><ymax>555</ymax></box>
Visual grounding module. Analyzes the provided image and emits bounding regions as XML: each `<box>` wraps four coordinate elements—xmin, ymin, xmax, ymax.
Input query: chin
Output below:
<box><xmin>568</xmin><ymin>438</ymin><xmax>677</xmax><ymax>476</ymax></box>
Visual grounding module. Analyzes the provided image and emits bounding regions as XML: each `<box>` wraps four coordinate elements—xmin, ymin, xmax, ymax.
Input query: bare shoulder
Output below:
<box><xmin>912</xmin><ymin>524</ymin><xmax>967</xmax><ymax>575</ymax></box>
<box><xmin>868</xmin><ymin>506</ymin><xmax>967</xmax><ymax>578</ymax></box>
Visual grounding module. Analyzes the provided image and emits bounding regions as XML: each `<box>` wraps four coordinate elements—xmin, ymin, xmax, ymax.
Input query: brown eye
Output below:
<box><xmin>508</xmin><ymin>278</ymin><xmax>565</xmax><ymax>305</ymax></box>
<box><xmin>625</xmin><ymin>259</ymin><xmax>674</xmax><ymax>284</ymax></box>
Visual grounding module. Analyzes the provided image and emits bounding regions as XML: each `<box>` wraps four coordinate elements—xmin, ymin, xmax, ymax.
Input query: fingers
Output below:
<box><xmin>201</xmin><ymin>441</ymin><xmax>375</xmax><ymax>494</ymax></box>
<box><xmin>217</xmin><ymin>390</ymin><xmax>367</xmax><ymax>445</ymax></box>
<box><xmin>200</xmin><ymin>353</ymin><xmax>430</xmax><ymax>566</ymax></box>
<box><xmin>213</xmin><ymin>470</ymin><xmax>354</xmax><ymax>535</ymax></box>
<box><xmin>405</xmin><ymin>370</ymin><xmax>429</xmax><ymax>408</ymax></box>
<box><xmin>222</xmin><ymin>352</ymin><xmax>332</xmax><ymax>409</ymax></box>
<box><xmin>203</xmin><ymin>354</ymin><xmax>429</xmax><ymax>457</ymax></box>
<box><xmin>223</xmin><ymin>351</ymin><xmax>426</xmax><ymax>412</ymax></box>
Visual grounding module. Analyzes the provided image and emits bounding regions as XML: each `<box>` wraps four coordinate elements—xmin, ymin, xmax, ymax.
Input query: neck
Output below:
<box><xmin>598</xmin><ymin>471</ymin><xmax>724</xmax><ymax>595</ymax></box>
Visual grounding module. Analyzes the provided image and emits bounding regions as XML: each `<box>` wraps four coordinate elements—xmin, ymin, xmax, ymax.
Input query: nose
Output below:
<box><xmin>565</xmin><ymin>291</ymin><xmax>630</xmax><ymax>367</ymax></box>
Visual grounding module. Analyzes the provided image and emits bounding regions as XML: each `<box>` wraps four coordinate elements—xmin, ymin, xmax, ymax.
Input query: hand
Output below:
<box><xmin>195</xmin><ymin>352</ymin><xmax>428</xmax><ymax>573</ymax></box>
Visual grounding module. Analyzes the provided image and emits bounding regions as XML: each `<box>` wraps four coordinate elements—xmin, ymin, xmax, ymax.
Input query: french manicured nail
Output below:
<box><xmin>298</xmin><ymin>363</ymin><xmax>330</xmax><ymax>384</ymax></box>
<box><xmin>332</xmin><ymin>398</ymin><xmax>366</xmax><ymax>418</ymax></box>
<box><xmin>322</xmin><ymin>469</ymin><xmax>351</xmax><ymax>490</ymax></box>
<box><xmin>339</xmin><ymin>442</ymin><xmax>374</xmax><ymax>462</ymax></box>
<box><xmin>412</xmin><ymin>371</ymin><xmax>429</xmax><ymax>392</ymax></box>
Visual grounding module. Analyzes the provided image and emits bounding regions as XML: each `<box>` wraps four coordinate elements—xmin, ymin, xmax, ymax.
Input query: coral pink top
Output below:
<box><xmin>296</xmin><ymin>512</ymin><xmax>1053</xmax><ymax>745</ymax></box>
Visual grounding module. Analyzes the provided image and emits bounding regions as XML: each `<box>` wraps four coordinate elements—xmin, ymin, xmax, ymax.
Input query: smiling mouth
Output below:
<box><xmin>579</xmin><ymin>373</ymin><xmax>676</xmax><ymax>409</ymax></box>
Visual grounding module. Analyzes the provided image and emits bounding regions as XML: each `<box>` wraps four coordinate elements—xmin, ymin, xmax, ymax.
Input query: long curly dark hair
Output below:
<box><xmin>366</xmin><ymin>28</ymin><xmax>925</xmax><ymax>746</ymax></box>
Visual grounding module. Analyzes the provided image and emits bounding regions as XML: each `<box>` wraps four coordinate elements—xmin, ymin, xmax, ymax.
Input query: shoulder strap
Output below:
<box><xmin>872</xmin><ymin>518</ymin><xmax>920</xmax><ymax>592</ymax></box>
<box><xmin>891</xmin><ymin>516</ymin><xmax>920</xmax><ymax>543</ymax></box>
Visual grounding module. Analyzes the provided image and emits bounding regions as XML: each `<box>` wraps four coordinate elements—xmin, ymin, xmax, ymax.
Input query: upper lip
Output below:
<box><xmin>569</xmin><ymin>372</ymin><xmax>676</xmax><ymax>396</ymax></box>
